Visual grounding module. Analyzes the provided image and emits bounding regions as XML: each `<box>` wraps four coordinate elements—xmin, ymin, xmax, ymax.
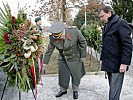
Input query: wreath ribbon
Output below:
<box><xmin>31</xmin><ymin>57</ymin><xmax>37</xmax><ymax>99</ymax></box>
<box><xmin>37</xmin><ymin>54</ymin><xmax>43</xmax><ymax>85</ymax></box>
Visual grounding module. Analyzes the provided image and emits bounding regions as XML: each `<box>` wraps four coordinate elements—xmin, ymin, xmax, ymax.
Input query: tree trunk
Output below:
<box><xmin>62</xmin><ymin>0</ymin><xmax>66</xmax><ymax>22</ymax></box>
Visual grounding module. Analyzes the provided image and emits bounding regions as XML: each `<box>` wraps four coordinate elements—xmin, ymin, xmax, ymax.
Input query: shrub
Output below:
<box><xmin>81</xmin><ymin>24</ymin><xmax>102</xmax><ymax>52</ymax></box>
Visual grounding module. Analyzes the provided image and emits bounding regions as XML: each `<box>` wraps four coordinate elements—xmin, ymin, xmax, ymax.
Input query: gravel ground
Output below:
<box><xmin>20</xmin><ymin>71</ymin><xmax>133</xmax><ymax>100</ymax></box>
<box><xmin>22</xmin><ymin>54</ymin><xmax>133</xmax><ymax>100</ymax></box>
<box><xmin>1</xmin><ymin>55</ymin><xmax>133</xmax><ymax>100</ymax></box>
<box><xmin>127</xmin><ymin>61</ymin><xmax>133</xmax><ymax>77</ymax></box>
<box><xmin>20</xmin><ymin>56</ymin><xmax>133</xmax><ymax>100</ymax></box>
<box><xmin>1</xmin><ymin>69</ymin><xmax>133</xmax><ymax>100</ymax></box>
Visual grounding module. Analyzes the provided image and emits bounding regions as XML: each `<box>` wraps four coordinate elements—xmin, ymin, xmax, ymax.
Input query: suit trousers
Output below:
<box><xmin>107</xmin><ymin>72</ymin><xmax>124</xmax><ymax>100</ymax></box>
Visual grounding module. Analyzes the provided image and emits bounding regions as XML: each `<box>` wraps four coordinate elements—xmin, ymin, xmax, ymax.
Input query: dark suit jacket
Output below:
<box><xmin>100</xmin><ymin>14</ymin><xmax>132</xmax><ymax>72</ymax></box>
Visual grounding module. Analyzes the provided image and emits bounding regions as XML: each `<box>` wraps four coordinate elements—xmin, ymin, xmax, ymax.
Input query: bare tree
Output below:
<box><xmin>29</xmin><ymin>0</ymin><xmax>90</xmax><ymax>25</ymax></box>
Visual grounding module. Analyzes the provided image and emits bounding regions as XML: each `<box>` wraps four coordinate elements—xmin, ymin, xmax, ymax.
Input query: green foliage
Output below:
<box><xmin>73</xmin><ymin>10</ymin><xmax>85</xmax><ymax>29</ymax></box>
<box><xmin>0</xmin><ymin>2</ymin><xmax>44</xmax><ymax>92</ymax></box>
<box><xmin>73</xmin><ymin>0</ymin><xmax>103</xmax><ymax>29</ymax></box>
<box><xmin>81</xmin><ymin>24</ymin><xmax>102</xmax><ymax>52</ymax></box>
<box><xmin>0</xmin><ymin>2</ymin><xmax>12</xmax><ymax>28</ymax></box>
<box><xmin>112</xmin><ymin>0</ymin><xmax>133</xmax><ymax>23</ymax></box>
<box><xmin>74</xmin><ymin>1</ymin><xmax>103</xmax><ymax>52</ymax></box>
<box><xmin>17</xmin><ymin>9</ymin><xmax>27</xmax><ymax>20</ymax></box>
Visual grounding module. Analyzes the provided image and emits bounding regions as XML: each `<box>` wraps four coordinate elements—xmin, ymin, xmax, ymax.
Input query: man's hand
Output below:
<box><xmin>119</xmin><ymin>64</ymin><xmax>128</xmax><ymax>73</ymax></box>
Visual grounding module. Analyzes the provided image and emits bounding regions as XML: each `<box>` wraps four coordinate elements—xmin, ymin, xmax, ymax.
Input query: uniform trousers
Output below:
<box><xmin>58</xmin><ymin>61</ymin><xmax>79</xmax><ymax>92</ymax></box>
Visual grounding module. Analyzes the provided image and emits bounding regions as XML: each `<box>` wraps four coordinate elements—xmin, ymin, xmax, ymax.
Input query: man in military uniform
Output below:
<box><xmin>35</xmin><ymin>17</ymin><xmax>46</xmax><ymax>74</ymax></box>
<box><xmin>43</xmin><ymin>22</ymin><xmax>87</xmax><ymax>99</ymax></box>
<box><xmin>35</xmin><ymin>17</ymin><xmax>42</xmax><ymax>32</ymax></box>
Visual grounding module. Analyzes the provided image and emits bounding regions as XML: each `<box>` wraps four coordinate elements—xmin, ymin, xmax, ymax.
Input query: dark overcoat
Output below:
<box><xmin>100</xmin><ymin>15</ymin><xmax>132</xmax><ymax>73</ymax></box>
<box><xmin>43</xmin><ymin>26</ymin><xmax>87</xmax><ymax>88</ymax></box>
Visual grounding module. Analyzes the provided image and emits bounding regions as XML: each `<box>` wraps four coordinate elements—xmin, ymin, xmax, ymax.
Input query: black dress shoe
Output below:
<box><xmin>55</xmin><ymin>91</ymin><xmax>67</xmax><ymax>97</ymax></box>
<box><xmin>73</xmin><ymin>91</ymin><xmax>78</xmax><ymax>99</ymax></box>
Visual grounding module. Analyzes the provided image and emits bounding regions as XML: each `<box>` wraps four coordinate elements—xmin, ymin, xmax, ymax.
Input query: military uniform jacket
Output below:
<box><xmin>43</xmin><ymin>27</ymin><xmax>87</xmax><ymax>86</ymax></box>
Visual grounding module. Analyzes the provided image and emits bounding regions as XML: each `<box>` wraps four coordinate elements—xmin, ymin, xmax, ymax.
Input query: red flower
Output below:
<box><xmin>66</xmin><ymin>34</ymin><xmax>71</xmax><ymax>39</ymax></box>
<box><xmin>4</xmin><ymin>33</ymin><xmax>11</xmax><ymax>44</ymax></box>
<box><xmin>12</xmin><ymin>16</ymin><xmax>16</xmax><ymax>24</ymax></box>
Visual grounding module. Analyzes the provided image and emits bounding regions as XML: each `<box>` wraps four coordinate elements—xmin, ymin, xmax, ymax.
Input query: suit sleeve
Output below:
<box><xmin>76</xmin><ymin>28</ymin><xmax>87</xmax><ymax>58</ymax></box>
<box><xmin>43</xmin><ymin>42</ymin><xmax>55</xmax><ymax>64</ymax></box>
<box><xmin>118</xmin><ymin>20</ymin><xmax>132</xmax><ymax>65</ymax></box>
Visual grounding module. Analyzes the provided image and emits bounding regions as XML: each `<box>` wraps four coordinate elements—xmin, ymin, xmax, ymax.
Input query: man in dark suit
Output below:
<box><xmin>43</xmin><ymin>22</ymin><xmax>87</xmax><ymax>99</ymax></box>
<box><xmin>99</xmin><ymin>6</ymin><xmax>132</xmax><ymax>100</ymax></box>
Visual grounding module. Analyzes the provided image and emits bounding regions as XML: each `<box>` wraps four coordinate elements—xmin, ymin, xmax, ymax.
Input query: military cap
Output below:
<box><xmin>49</xmin><ymin>21</ymin><xmax>65</xmax><ymax>33</ymax></box>
<box><xmin>35</xmin><ymin>17</ymin><xmax>41</xmax><ymax>22</ymax></box>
